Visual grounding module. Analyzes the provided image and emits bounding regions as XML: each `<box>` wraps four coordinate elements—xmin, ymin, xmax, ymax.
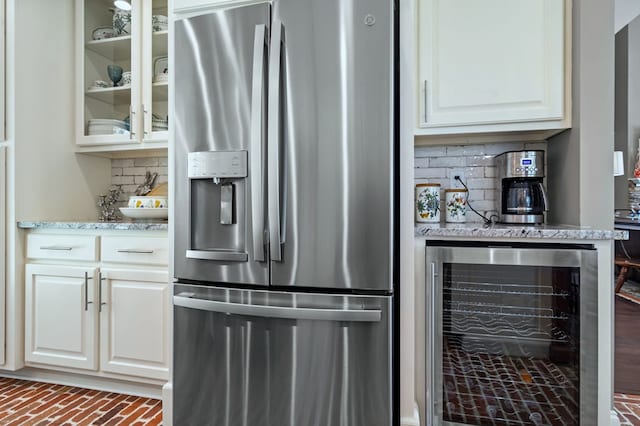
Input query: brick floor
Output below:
<box><xmin>616</xmin><ymin>393</ymin><xmax>640</xmax><ymax>425</ymax></box>
<box><xmin>0</xmin><ymin>377</ymin><xmax>161</xmax><ymax>425</ymax></box>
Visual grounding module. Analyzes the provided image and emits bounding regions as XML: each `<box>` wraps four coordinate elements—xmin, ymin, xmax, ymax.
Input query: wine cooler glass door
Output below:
<box><xmin>426</xmin><ymin>245</ymin><xmax>597</xmax><ymax>426</ymax></box>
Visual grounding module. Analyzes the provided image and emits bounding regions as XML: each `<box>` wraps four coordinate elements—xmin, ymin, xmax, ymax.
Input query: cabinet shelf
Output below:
<box><xmin>86</xmin><ymin>86</ymin><xmax>131</xmax><ymax>104</ymax></box>
<box><xmin>86</xmin><ymin>35</ymin><xmax>132</xmax><ymax>60</ymax></box>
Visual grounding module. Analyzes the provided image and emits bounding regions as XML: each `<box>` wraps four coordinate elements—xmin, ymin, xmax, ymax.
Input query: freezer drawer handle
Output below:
<box><xmin>117</xmin><ymin>249</ymin><xmax>154</xmax><ymax>254</ymax></box>
<box><xmin>173</xmin><ymin>294</ymin><xmax>382</xmax><ymax>322</ymax></box>
<box><xmin>186</xmin><ymin>249</ymin><xmax>248</xmax><ymax>262</ymax></box>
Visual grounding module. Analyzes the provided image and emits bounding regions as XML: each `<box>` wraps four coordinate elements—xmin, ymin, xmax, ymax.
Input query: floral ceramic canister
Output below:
<box><xmin>415</xmin><ymin>183</ymin><xmax>440</xmax><ymax>223</ymax></box>
<box><xmin>444</xmin><ymin>188</ymin><xmax>468</xmax><ymax>223</ymax></box>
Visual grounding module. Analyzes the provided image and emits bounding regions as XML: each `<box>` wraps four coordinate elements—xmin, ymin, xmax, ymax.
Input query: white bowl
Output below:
<box><xmin>128</xmin><ymin>196</ymin><xmax>168</xmax><ymax>209</ymax></box>
<box><xmin>120</xmin><ymin>208</ymin><xmax>168</xmax><ymax>220</ymax></box>
<box><xmin>92</xmin><ymin>27</ymin><xmax>116</xmax><ymax>40</ymax></box>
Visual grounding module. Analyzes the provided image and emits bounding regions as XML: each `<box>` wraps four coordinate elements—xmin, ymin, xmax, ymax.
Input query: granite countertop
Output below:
<box><xmin>17</xmin><ymin>221</ymin><xmax>168</xmax><ymax>231</ymax></box>
<box><xmin>415</xmin><ymin>222</ymin><xmax>628</xmax><ymax>240</ymax></box>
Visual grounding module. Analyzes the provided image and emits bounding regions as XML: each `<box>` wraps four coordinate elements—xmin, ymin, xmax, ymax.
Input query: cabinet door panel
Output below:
<box><xmin>100</xmin><ymin>268</ymin><xmax>170</xmax><ymax>380</ymax></box>
<box><xmin>25</xmin><ymin>264</ymin><xmax>98</xmax><ymax>370</ymax></box>
<box><xmin>419</xmin><ymin>0</ymin><xmax>565</xmax><ymax>127</ymax></box>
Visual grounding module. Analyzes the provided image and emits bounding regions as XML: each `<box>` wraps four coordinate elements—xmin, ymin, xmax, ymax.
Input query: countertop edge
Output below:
<box><xmin>17</xmin><ymin>221</ymin><xmax>169</xmax><ymax>231</ymax></box>
<box><xmin>415</xmin><ymin>224</ymin><xmax>628</xmax><ymax>240</ymax></box>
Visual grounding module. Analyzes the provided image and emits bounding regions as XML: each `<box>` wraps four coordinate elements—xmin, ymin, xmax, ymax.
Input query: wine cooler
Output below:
<box><xmin>426</xmin><ymin>241</ymin><xmax>598</xmax><ymax>426</ymax></box>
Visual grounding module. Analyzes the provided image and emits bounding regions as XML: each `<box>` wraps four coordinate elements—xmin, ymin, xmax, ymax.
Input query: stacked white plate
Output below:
<box><xmin>88</xmin><ymin>119</ymin><xmax>129</xmax><ymax>136</ymax></box>
<box><xmin>152</xmin><ymin>115</ymin><xmax>168</xmax><ymax>131</ymax></box>
<box><xmin>629</xmin><ymin>178</ymin><xmax>640</xmax><ymax>215</ymax></box>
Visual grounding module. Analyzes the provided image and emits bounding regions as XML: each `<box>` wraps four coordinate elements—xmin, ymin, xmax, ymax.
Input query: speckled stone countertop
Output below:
<box><xmin>17</xmin><ymin>221</ymin><xmax>168</xmax><ymax>231</ymax></box>
<box><xmin>415</xmin><ymin>222</ymin><xmax>628</xmax><ymax>240</ymax></box>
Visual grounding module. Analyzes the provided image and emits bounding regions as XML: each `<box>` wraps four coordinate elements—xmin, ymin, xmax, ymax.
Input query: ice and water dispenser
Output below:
<box><xmin>186</xmin><ymin>151</ymin><xmax>250</xmax><ymax>262</ymax></box>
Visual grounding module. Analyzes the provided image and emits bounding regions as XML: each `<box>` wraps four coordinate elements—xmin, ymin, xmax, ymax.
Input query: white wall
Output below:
<box><xmin>616</xmin><ymin>0</ymin><xmax>640</xmax><ymax>33</ymax></box>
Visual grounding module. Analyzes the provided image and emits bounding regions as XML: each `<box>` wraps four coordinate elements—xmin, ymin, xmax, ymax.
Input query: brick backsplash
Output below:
<box><xmin>111</xmin><ymin>157</ymin><xmax>168</xmax><ymax>206</ymax></box>
<box><xmin>414</xmin><ymin>142</ymin><xmax>547</xmax><ymax>222</ymax></box>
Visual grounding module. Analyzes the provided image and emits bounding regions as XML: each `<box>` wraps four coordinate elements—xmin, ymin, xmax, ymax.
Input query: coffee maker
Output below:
<box><xmin>495</xmin><ymin>150</ymin><xmax>549</xmax><ymax>224</ymax></box>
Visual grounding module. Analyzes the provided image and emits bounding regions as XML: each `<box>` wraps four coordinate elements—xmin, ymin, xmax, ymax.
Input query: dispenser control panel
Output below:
<box><xmin>516</xmin><ymin>157</ymin><xmax>539</xmax><ymax>174</ymax></box>
<box><xmin>188</xmin><ymin>151</ymin><xmax>248</xmax><ymax>179</ymax></box>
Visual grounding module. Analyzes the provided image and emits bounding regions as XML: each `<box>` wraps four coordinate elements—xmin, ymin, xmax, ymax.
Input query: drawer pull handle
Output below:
<box><xmin>40</xmin><ymin>245</ymin><xmax>73</xmax><ymax>251</ymax></box>
<box><xmin>116</xmin><ymin>249</ymin><xmax>154</xmax><ymax>254</ymax></box>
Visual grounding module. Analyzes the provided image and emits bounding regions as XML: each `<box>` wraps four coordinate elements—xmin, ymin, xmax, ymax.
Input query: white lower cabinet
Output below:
<box><xmin>25</xmin><ymin>264</ymin><xmax>99</xmax><ymax>371</ymax></box>
<box><xmin>100</xmin><ymin>268</ymin><xmax>170</xmax><ymax>380</ymax></box>
<box><xmin>24</xmin><ymin>231</ymin><xmax>169</xmax><ymax>384</ymax></box>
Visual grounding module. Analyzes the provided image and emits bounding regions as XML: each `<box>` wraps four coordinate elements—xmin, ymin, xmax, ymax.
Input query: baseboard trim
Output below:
<box><xmin>0</xmin><ymin>367</ymin><xmax>163</xmax><ymax>399</ymax></box>
<box><xmin>611</xmin><ymin>409</ymin><xmax>621</xmax><ymax>426</ymax></box>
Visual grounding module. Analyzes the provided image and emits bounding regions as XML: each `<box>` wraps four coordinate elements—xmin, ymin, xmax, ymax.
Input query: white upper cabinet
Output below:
<box><xmin>417</xmin><ymin>0</ymin><xmax>570</xmax><ymax>138</ymax></box>
<box><xmin>76</xmin><ymin>0</ymin><xmax>169</xmax><ymax>154</ymax></box>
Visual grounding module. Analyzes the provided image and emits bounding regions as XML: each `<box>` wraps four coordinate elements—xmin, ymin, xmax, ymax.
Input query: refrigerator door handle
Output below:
<box><xmin>250</xmin><ymin>24</ymin><xmax>267</xmax><ymax>262</ymax></box>
<box><xmin>267</xmin><ymin>21</ymin><xmax>284</xmax><ymax>261</ymax></box>
<box><xmin>173</xmin><ymin>294</ymin><xmax>382</xmax><ymax>322</ymax></box>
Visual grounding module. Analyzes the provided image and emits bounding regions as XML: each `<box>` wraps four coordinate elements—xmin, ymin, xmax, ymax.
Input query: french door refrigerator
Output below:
<box><xmin>172</xmin><ymin>0</ymin><xmax>398</xmax><ymax>425</ymax></box>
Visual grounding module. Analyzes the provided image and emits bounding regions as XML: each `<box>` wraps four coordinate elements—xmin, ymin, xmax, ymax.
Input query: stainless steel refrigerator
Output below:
<box><xmin>172</xmin><ymin>0</ymin><xmax>397</xmax><ymax>424</ymax></box>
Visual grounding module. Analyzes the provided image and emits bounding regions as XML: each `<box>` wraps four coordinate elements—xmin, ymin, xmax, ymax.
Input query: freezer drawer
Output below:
<box><xmin>173</xmin><ymin>283</ymin><xmax>392</xmax><ymax>426</ymax></box>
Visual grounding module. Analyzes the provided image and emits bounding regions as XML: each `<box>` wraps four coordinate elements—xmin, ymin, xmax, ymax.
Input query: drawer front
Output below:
<box><xmin>101</xmin><ymin>236</ymin><xmax>168</xmax><ymax>266</ymax></box>
<box><xmin>27</xmin><ymin>234</ymin><xmax>98</xmax><ymax>261</ymax></box>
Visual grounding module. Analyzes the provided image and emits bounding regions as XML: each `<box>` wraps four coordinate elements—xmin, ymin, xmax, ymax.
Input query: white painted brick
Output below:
<box><xmin>414</xmin><ymin>157</ymin><xmax>429</xmax><ymax>168</ymax></box>
<box><xmin>134</xmin><ymin>175</ymin><xmax>147</xmax><ymax>184</ymax></box>
<box><xmin>415</xmin><ymin>178</ymin><xmax>447</xmax><ymax>188</ymax></box>
<box><xmin>414</xmin><ymin>146</ymin><xmax>447</xmax><ymax>158</ymax></box>
<box><xmin>159</xmin><ymin>157</ymin><xmax>169</xmax><ymax>166</ymax></box>
<box><xmin>111</xmin><ymin>159</ymin><xmax>134</xmax><ymax>167</ymax></box>
<box><xmin>466</xmin><ymin>155</ymin><xmax>495</xmax><ymax>167</ymax></box>
<box><xmin>466</xmin><ymin>178</ymin><xmax>495</xmax><ymax>190</ymax></box>
<box><xmin>446</xmin><ymin>145</ymin><xmax>486</xmax><ymax>156</ymax></box>
<box><xmin>467</xmin><ymin>199</ymin><xmax>495</xmax><ymax>212</ymax></box>
<box><xmin>112</xmin><ymin>176</ymin><xmax>134</xmax><ymax>185</ymax></box>
<box><xmin>123</xmin><ymin>167</ymin><xmax>147</xmax><ymax>175</ymax></box>
<box><xmin>429</xmin><ymin>156</ymin><xmax>465</xmax><ymax>168</ymax></box>
<box><xmin>484</xmin><ymin>189</ymin><xmax>497</xmax><ymax>200</ymax></box>
<box><xmin>484</xmin><ymin>167</ymin><xmax>496</xmax><ymax>178</ymax></box>
<box><xmin>134</xmin><ymin>157</ymin><xmax>160</xmax><ymax>167</ymax></box>
<box><xmin>483</xmin><ymin>142</ymin><xmax>527</xmax><ymax>155</ymax></box>
<box><xmin>154</xmin><ymin>167</ymin><xmax>168</xmax><ymax>175</ymax></box>
<box><xmin>446</xmin><ymin>167</ymin><xmax>484</xmax><ymax>180</ymax></box>
<box><xmin>112</xmin><ymin>167</ymin><xmax>123</xmax><ymax>177</ymax></box>
<box><xmin>122</xmin><ymin>184</ymin><xmax>138</xmax><ymax>194</ymax></box>
<box><xmin>467</xmin><ymin>189</ymin><xmax>484</xmax><ymax>202</ymax></box>
<box><xmin>414</xmin><ymin>167</ymin><xmax>447</xmax><ymax>179</ymax></box>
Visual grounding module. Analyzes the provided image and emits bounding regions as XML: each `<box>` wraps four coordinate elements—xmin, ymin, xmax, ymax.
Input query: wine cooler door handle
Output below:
<box><xmin>428</xmin><ymin>261</ymin><xmax>438</xmax><ymax>423</ymax></box>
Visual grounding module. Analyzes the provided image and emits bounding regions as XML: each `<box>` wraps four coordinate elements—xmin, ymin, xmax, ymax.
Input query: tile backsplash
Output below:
<box><xmin>414</xmin><ymin>141</ymin><xmax>547</xmax><ymax>222</ymax></box>
<box><xmin>111</xmin><ymin>157</ymin><xmax>168</xmax><ymax>206</ymax></box>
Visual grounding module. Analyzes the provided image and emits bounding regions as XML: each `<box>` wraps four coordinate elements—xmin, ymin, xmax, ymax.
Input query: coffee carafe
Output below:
<box><xmin>495</xmin><ymin>150</ymin><xmax>549</xmax><ymax>224</ymax></box>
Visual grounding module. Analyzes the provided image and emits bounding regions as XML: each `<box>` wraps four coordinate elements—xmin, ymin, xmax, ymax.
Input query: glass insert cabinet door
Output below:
<box><xmin>426</xmin><ymin>243</ymin><xmax>598</xmax><ymax>426</ymax></box>
<box><xmin>78</xmin><ymin>0</ymin><xmax>168</xmax><ymax>146</ymax></box>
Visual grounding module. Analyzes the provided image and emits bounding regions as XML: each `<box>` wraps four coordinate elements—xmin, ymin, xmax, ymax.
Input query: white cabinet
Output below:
<box><xmin>172</xmin><ymin>0</ymin><xmax>264</xmax><ymax>14</ymax></box>
<box><xmin>417</xmin><ymin>0</ymin><xmax>570</xmax><ymax>138</ymax></box>
<box><xmin>24</xmin><ymin>231</ymin><xmax>169</xmax><ymax>383</ymax></box>
<box><xmin>25</xmin><ymin>264</ymin><xmax>99</xmax><ymax>371</ymax></box>
<box><xmin>76</xmin><ymin>0</ymin><xmax>169</xmax><ymax>154</ymax></box>
<box><xmin>100</xmin><ymin>268</ymin><xmax>170</xmax><ymax>380</ymax></box>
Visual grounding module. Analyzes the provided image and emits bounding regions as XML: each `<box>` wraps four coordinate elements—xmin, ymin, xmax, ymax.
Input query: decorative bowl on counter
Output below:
<box><xmin>128</xmin><ymin>195</ymin><xmax>167</xmax><ymax>209</ymax></box>
<box><xmin>119</xmin><ymin>207</ymin><xmax>168</xmax><ymax>220</ymax></box>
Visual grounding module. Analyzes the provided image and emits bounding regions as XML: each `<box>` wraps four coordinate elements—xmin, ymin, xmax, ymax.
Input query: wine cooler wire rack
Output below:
<box><xmin>443</xmin><ymin>315</ymin><xmax>573</xmax><ymax>344</ymax></box>
<box><xmin>441</xmin><ymin>276</ymin><xmax>579</xmax><ymax>425</ymax></box>
<box><xmin>442</xmin><ymin>339</ymin><xmax>579</xmax><ymax>426</ymax></box>
<box><xmin>445</xmin><ymin>281</ymin><xmax>570</xmax><ymax>298</ymax></box>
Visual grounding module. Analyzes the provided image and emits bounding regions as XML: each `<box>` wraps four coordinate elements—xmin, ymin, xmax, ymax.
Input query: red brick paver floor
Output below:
<box><xmin>0</xmin><ymin>377</ymin><xmax>161</xmax><ymax>425</ymax></box>
<box><xmin>616</xmin><ymin>393</ymin><xmax>640</xmax><ymax>425</ymax></box>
